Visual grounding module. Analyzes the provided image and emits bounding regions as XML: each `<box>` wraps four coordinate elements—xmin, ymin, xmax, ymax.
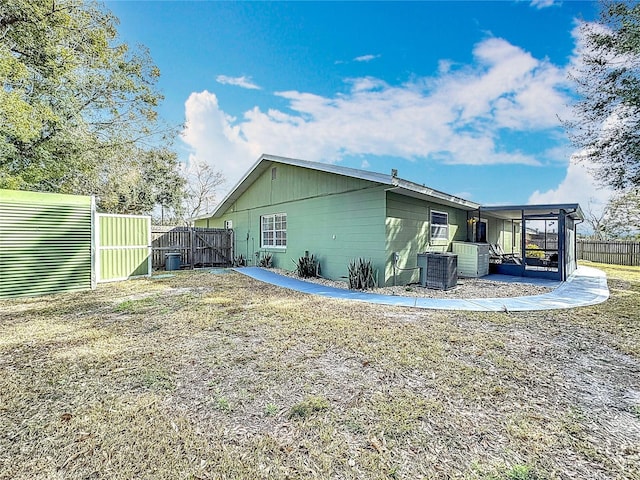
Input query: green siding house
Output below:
<box><xmin>195</xmin><ymin>154</ymin><xmax>583</xmax><ymax>284</ymax></box>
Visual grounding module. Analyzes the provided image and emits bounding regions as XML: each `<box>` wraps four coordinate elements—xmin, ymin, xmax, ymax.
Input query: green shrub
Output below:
<box><xmin>348</xmin><ymin>258</ymin><xmax>376</xmax><ymax>290</ymax></box>
<box><xmin>295</xmin><ymin>252</ymin><xmax>318</xmax><ymax>278</ymax></box>
<box><xmin>257</xmin><ymin>252</ymin><xmax>273</xmax><ymax>268</ymax></box>
<box><xmin>232</xmin><ymin>254</ymin><xmax>247</xmax><ymax>267</ymax></box>
<box><xmin>525</xmin><ymin>244</ymin><xmax>545</xmax><ymax>259</ymax></box>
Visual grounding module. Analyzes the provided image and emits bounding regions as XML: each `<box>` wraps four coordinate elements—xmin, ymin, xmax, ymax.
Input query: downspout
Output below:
<box><xmin>521</xmin><ymin>209</ymin><xmax>527</xmax><ymax>275</ymax></box>
<box><xmin>385</xmin><ymin>184</ymin><xmax>402</xmax><ymax>287</ymax></box>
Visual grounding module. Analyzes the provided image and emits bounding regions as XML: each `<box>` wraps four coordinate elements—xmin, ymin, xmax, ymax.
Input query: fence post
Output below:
<box><xmin>190</xmin><ymin>227</ymin><xmax>195</xmax><ymax>269</ymax></box>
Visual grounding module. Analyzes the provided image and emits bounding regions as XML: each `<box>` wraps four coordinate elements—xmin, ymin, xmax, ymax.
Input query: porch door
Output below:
<box><xmin>475</xmin><ymin>221</ymin><xmax>487</xmax><ymax>243</ymax></box>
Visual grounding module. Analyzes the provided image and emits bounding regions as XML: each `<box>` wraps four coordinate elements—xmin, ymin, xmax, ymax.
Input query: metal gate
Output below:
<box><xmin>96</xmin><ymin>214</ymin><xmax>151</xmax><ymax>283</ymax></box>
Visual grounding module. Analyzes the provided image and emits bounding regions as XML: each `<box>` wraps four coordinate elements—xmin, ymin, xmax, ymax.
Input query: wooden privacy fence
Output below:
<box><xmin>577</xmin><ymin>240</ymin><xmax>640</xmax><ymax>266</ymax></box>
<box><xmin>151</xmin><ymin>226</ymin><xmax>233</xmax><ymax>270</ymax></box>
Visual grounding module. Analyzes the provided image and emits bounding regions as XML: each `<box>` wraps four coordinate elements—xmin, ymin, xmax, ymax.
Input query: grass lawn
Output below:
<box><xmin>1</xmin><ymin>261</ymin><xmax>639</xmax><ymax>480</ymax></box>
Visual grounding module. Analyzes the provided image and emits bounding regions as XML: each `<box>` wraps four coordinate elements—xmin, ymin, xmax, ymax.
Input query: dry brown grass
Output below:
<box><xmin>0</xmin><ymin>262</ymin><xmax>639</xmax><ymax>480</ymax></box>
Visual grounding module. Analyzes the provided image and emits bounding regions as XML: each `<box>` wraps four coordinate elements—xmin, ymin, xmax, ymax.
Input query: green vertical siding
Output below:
<box><xmin>196</xmin><ymin>165</ymin><xmax>479</xmax><ymax>287</ymax></box>
<box><xmin>385</xmin><ymin>192</ymin><xmax>468</xmax><ymax>285</ymax></box>
<box><xmin>98</xmin><ymin>214</ymin><xmax>151</xmax><ymax>282</ymax></box>
<box><xmin>385</xmin><ymin>193</ymin><xmax>429</xmax><ymax>285</ymax></box>
<box><xmin>233</xmin><ymin>163</ymin><xmax>378</xmax><ymax>212</ymax></box>
<box><xmin>485</xmin><ymin>216</ymin><xmax>520</xmax><ymax>255</ymax></box>
<box><xmin>0</xmin><ymin>189</ymin><xmax>93</xmax><ymax>299</ymax></box>
<box><xmin>199</xmin><ymin>165</ymin><xmax>388</xmax><ymax>284</ymax></box>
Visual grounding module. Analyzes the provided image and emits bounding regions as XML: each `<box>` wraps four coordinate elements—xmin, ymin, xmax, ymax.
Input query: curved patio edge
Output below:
<box><xmin>232</xmin><ymin>265</ymin><xmax>610</xmax><ymax>312</ymax></box>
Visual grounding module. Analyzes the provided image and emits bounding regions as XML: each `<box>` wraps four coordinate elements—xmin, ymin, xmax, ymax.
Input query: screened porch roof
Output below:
<box><xmin>478</xmin><ymin>204</ymin><xmax>584</xmax><ymax>221</ymax></box>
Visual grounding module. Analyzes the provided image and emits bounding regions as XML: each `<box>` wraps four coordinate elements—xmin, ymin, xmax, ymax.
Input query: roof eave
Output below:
<box><xmin>391</xmin><ymin>178</ymin><xmax>480</xmax><ymax>210</ymax></box>
<box><xmin>479</xmin><ymin>203</ymin><xmax>584</xmax><ymax>221</ymax></box>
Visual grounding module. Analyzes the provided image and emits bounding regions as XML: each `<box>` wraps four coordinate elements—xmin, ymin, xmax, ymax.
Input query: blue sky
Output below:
<box><xmin>105</xmin><ymin>0</ymin><xmax>610</xmax><ymax>211</ymax></box>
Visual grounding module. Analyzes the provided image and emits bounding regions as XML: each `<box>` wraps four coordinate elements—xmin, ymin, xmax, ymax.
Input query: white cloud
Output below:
<box><xmin>528</xmin><ymin>155</ymin><xmax>614</xmax><ymax>214</ymax></box>
<box><xmin>360</xmin><ymin>160</ymin><xmax>371</xmax><ymax>169</ymax></box>
<box><xmin>354</xmin><ymin>54</ymin><xmax>380</xmax><ymax>62</ymax></box>
<box><xmin>183</xmin><ymin>36</ymin><xmax>576</xmax><ymax>188</ymax></box>
<box><xmin>215</xmin><ymin>75</ymin><xmax>261</xmax><ymax>90</ymax></box>
<box><xmin>181</xmin><ymin>91</ymin><xmax>258</xmax><ymax>197</ymax></box>
<box><xmin>436</xmin><ymin>38</ymin><xmax>569</xmax><ymax>129</ymax></box>
<box><xmin>530</xmin><ymin>0</ymin><xmax>557</xmax><ymax>9</ymax></box>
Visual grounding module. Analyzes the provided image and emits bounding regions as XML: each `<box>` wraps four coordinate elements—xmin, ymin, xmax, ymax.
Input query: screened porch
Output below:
<box><xmin>467</xmin><ymin>204</ymin><xmax>584</xmax><ymax>281</ymax></box>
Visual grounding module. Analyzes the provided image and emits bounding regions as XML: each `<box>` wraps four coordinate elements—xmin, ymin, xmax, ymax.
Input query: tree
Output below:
<box><xmin>605</xmin><ymin>187</ymin><xmax>640</xmax><ymax>238</ymax></box>
<box><xmin>580</xmin><ymin>191</ymin><xmax>640</xmax><ymax>239</ymax></box>
<box><xmin>581</xmin><ymin>198</ymin><xmax>611</xmax><ymax>239</ymax></box>
<box><xmin>94</xmin><ymin>147</ymin><xmax>186</xmax><ymax>215</ymax></box>
<box><xmin>568</xmin><ymin>1</ymin><xmax>640</xmax><ymax>190</ymax></box>
<box><xmin>0</xmin><ymin>0</ymin><xmax>185</xmax><ymax>213</ymax></box>
<box><xmin>183</xmin><ymin>160</ymin><xmax>226</xmax><ymax>220</ymax></box>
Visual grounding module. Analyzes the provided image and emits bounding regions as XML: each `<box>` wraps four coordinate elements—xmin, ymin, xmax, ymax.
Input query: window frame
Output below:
<box><xmin>261</xmin><ymin>213</ymin><xmax>287</xmax><ymax>249</ymax></box>
<box><xmin>430</xmin><ymin>210</ymin><xmax>449</xmax><ymax>242</ymax></box>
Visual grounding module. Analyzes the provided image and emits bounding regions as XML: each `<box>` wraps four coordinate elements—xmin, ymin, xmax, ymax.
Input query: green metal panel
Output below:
<box><xmin>97</xmin><ymin>214</ymin><xmax>151</xmax><ymax>282</ymax></box>
<box><xmin>0</xmin><ymin>189</ymin><xmax>93</xmax><ymax>299</ymax></box>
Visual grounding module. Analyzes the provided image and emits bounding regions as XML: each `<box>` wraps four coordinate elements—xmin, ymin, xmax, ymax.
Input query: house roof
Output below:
<box><xmin>194</xmin><ymin>154</ymin><xmax>584</xmax><ymax>222</ymax></box>
<box><xmin>198</xmin><ymin>154</ymin><xmax>481</xmax><ymax>219</ymax></box>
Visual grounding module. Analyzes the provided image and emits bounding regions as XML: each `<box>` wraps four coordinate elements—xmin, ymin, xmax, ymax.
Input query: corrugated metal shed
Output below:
<box><xmin>0</xmin><ymin>189</ymin><xmax>94</xmax><ymax>299</ymax></box>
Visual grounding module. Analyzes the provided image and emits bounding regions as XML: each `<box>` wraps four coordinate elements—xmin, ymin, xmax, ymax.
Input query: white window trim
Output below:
<box><xmin>261</xmin><ymin>213</ymin><xmax>287</xmax><ymax>249</ymax></box>
<box><xmin>430</xmin><ymin>210</ymin><xmax>449</xmax><ymax>242</ymax></box>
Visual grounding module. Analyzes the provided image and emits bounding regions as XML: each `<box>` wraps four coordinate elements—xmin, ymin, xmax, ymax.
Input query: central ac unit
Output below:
<box><xmin>418</xmin><ymin>252</ymin><xmax>457</xmax><ymax>290</ymax></box>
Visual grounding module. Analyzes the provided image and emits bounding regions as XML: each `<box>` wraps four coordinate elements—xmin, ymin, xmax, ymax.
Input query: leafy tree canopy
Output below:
<box><xmin>0</xmin><ymin>0</ymin><xmax>185</xmax><ymax>214</ymax></box>
<box><xmin>569</xmin><ymin>0</ymin><xmax>640</xmax><ymax>190</ymax></box>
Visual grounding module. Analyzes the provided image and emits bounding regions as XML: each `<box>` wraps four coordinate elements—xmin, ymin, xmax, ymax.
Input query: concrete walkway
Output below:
<box><xmin>234</xmin><ymin>265</ymin><xmax>609</xmax><ymax>312</ymax></box>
